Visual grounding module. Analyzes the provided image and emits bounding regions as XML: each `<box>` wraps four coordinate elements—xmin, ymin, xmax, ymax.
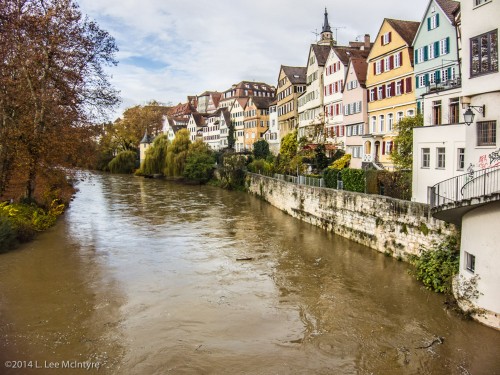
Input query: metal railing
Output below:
<box><xmin>271</xmin><ymin>173</ymin><xmax>325</xmax><ymax>188</ymax></box>
<box><xmin>429</xmin><ymin>164</ymin><xmax>500</xmax><ymax>209</ymax></box>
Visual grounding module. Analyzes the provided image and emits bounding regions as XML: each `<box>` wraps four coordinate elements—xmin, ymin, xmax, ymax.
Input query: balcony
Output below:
<box><xmin>430</xmin><ymin>165</ymin><xmax>500</xmax><ymax>225</ymax></box>
<box><xmin>425</xmin><ymin>77</ymin><xmax>461</xmax><ymax>94</ymax></box>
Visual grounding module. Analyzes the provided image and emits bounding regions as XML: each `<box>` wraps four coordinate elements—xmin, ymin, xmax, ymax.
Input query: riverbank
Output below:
<box><xmin>245</xmin><ymin>173</ymin><xmax>458</xmax><ymax>261</ymax></box>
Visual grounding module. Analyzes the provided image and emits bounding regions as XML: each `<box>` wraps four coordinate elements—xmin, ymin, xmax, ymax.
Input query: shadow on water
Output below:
<box><xmin>0</xmin><ymin>173</ymin><xmax>498</xmax><ymax>375</ymax></box>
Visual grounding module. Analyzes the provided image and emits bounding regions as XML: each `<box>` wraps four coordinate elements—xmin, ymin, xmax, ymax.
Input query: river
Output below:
<box><xmin>0</xmin><ymin>173</ymin><xmax>498</xmax><ymax>375</ymax></box>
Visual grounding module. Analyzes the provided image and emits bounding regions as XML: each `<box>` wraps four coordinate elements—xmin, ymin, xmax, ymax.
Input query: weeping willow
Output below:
<box><xmin>140</xmin><ymin>134</ymin><xmax>169</xmax><ymax>175</ymax></box>
<box><xmin>164</xmin><ymin>129</ymin><xmax>191</xmax><ymax>177</ymax></box>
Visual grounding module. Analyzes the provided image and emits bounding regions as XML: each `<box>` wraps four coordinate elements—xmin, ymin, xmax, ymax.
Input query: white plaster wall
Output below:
<box><xmin>459</xmin><ymin>200</ymin><xmax>500</xmax><ymax>329</ymax></box>
<box><xmin>464</xmin><ymin>92</ymin><xmax>500</xmax><ymax>171</ymax></box>
<box><xmin>412</xmin><ymin>123</ymin><xmax>466</xmax><ymax>203</ymax></box>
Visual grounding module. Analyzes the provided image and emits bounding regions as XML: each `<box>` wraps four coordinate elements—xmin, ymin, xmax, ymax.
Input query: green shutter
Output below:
<box><xmin>424</xmin><ymin>46</ymin><xmax>429</xmax><ymax>61</ymax></box>
<box><xmin>434</xmin><ymin>41</ymin><xmax>440</xmax><ymax>57</ymax></box>
<box><xmin>416</xmin><ymin>76</ymin><xmax>420</xmax><ymax>89</ymax></box>
<box><xmin>427</xmin><ymin>17</ymin><xmax>431</xmax><ymax>31</ymax></box>
<box><xmin>414</xmin><ymin>50</ymin><xmax>419</xmax><ymax>64</ymax></box>
<box><xmin>436</xmin><ymin>14</ymin><xmax>440</xmax><ymax>28</ymax></box>
<box><xmin>435</xmin><ymin>70</ymin><xmax>441</xmax><ymax>83</ymax></box>
<box><xmin>424</xmin><ymin>74</ymin><xmax>429</xmax><ymax>86</ymax></box>
<box><xmin>446</xmin><ymin>37</ymin><xmax>450</xmax><ymax>54</ymax></box>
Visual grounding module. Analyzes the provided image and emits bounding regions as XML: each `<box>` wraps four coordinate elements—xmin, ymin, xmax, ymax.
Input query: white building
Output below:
<box><xmin>265</xmin><ymin>101</ymin><xmax>280</xmax><ymax>155</ymax></box>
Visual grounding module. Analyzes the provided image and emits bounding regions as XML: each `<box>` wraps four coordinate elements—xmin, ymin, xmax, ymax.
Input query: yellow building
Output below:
<box><xmin>243</xmin><ymin>97</ymin><xmax>274</xmax><ymax>150</ymax></box>
<box><xmin>364</xmin><ymin>18</ymin><xmax>420</xmax><ymax>169</ymax></box>
<box><xmin>276</xmin><ymin>65</ymin><xmax>306</xmax><ymax>140</ymax></box>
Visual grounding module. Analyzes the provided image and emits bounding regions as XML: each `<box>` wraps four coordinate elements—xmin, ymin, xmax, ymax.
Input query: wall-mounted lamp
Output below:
<box><xmin>463</xmin><ymin>104</ymin><xmax>485</xmax><ymax>126</ymax></box>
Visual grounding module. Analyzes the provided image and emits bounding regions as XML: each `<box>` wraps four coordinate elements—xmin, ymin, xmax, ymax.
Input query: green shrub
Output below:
<box><xmin>341</xmin><ymin>168</ymin><xmax>365</xmax><ymax>193</ymax></box>
<box><xmin>410</xmin><ymin>236</ymin><xmax>460</xmax><ymax>294</ymax></box>
<box><xmin>0</xmin><ymin>216</ymin><xmax>17</xmax><ymax>252</ymax></box>
<box><xmin>253</xmin><ymin>139</ymin><xmax>270</xmax><ymax>160</ymax></box>
<box><xmin>108</xmin><ymin>150</ymin><xmax>137</xmax><ymax>174</ymax></box>
<box><xmin>330</xmin><ymin>154</ymin><xmax>351</xmax><ymax>169</ymax></box>
<box><xmin>247</xmin><ymin>159</ymin><xmax>274</xmax><ymax>175</ymax></box>
<box><xmin>183</xmin><ymin>141</ymin><xmax>215</xmax><ymax>183</ymax></box>
<box><xmin>323</xmin><ymin>168</ymin><xmax>340</xmax><ymax>188</ymax></box>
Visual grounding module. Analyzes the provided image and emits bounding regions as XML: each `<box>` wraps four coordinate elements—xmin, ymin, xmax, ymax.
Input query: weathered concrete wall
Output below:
<box><xmin>247</xmin><ymin>173</ymin><xmax>457</xmax><ymax>260</ymax></box>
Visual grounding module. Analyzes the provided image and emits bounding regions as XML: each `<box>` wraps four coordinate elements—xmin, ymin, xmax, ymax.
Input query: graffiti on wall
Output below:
<box><xmin>478</xmin><ymin>148</ymin><xmax>500</xmax><ymax>169</ymax></box>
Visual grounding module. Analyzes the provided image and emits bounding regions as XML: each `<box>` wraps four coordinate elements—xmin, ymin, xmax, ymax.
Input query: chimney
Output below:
<box><xmin>364</xmin><ymin>34</ymin><xmax>371</xmax><ymax>48</ymax></box>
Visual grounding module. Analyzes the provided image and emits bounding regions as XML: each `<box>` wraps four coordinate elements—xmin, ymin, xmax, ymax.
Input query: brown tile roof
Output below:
<box><xmin>349</xmin><ymin>57</ymin><xmax>369</xmax><ymax>87</ymax></box>
<box><xmin>386</xmin><ymin>19</ymin><xmax>420</xmax><ymax>46</ymax></box>
<box><xmin>311</xmin><ymin>44</ymin><xmax>332</xmax><ymax>66</ymax></box>
<box><xmin>250</xmin><ymin>96</ymin><xmax>275</xmax><ymax>109</ymax></box>
<box><xmin>282</xmin><ymin>65</ymin><xmax>307</xmax><ymax>84</ymax></box>
<box><xmin>435</xmin><ymin>0</ymin><xmax>460</xmax><ymax>23</ymax></box>
<box><xmin>191</xmin><ymin>112</ymin><xmax>206</xmax><ymax>126</ymax></box>
<box><xmin>333</xmin><ymin>47</ymin><xmax>371</xmax><ymax>65</ymax></box>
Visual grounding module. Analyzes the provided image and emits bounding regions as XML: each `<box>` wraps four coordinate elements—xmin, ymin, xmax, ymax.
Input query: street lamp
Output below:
<box><xmin>463</xmin><ymin>104</ymin><xmax>485</xmax><ymax>126</ymax></box>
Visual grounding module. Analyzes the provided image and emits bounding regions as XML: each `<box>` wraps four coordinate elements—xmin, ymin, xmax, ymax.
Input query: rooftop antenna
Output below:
<box><xmin>311</xmin><ymin>28</ymin><xmax>320</xmax><ymax>42</ymax></box>
<box><xmin>331</xmin><ymin>26</ymin><xmax>346</xmax><ymax>42</ymax></box>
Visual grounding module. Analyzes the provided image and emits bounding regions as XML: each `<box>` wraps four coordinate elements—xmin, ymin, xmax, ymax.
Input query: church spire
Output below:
<box><xmin>318</xmin><ymin>7</ymin><xmax>334</xmax><ymax>46</ymax></box>
<box><xmin>322</xmin><ymin>7</ymin><xmax>331</xmax><ymax>33</ymax></box>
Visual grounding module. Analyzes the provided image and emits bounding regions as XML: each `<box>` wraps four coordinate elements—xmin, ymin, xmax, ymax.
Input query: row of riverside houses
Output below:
<box><xmin>140</xmin><ymin>0</ymin><xmax>499</xmax><ymax>202</ymax></box>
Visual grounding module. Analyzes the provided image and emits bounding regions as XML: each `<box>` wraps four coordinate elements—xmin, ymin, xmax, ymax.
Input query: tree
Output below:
<box><xmin>165</xmin><ymin>128</ymin><xmax>191</xmax><ymax>177</ymax></box>
<box><xmin>108</xmin><ymin>150</ymin><xmax>137</xmax><ymax>174</ymax></box>
<box><xmin>112</xmin><ymin>101</ymin><xmax>170</xmax><ymax>152</ymax></box>
<box><xmin>391</xmin><ymin>114</ymin><xmax>423</xmax><ymax>170</ymax></box>
<box><xmin>183</xmin><ymin>141</ymin><xmax>215</xmax><ymax>183</ymax></box>
<box><xmin>0</xmin><ymin>0</ymin><xmax>120</xmax><ymax>201</ymax></box>
<box><xmin>253</xmin><ymin>139</ymin><xmax>270</xmax><ymax>160</ymax></box>
<box><xmin>227</xmin><ymin>121</ymin><xmax>235</xmax><ymax>150</ymax></box>
<box><xmin>139</xmin><ymin>134</ymin><xmax>169</xmax><ymax>176</ymax></box>
<box><xmin>276</xmin><ymin>130</ymin><xmax>299</xmax><ymax>174</ymax></box>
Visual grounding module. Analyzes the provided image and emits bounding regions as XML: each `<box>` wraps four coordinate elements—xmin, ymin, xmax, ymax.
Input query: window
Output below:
<box><xmin>416</xmin><ymin>47</ymin><xmax>424</xmax><ymax>64</ymax></box>
<box><xmin>387</xmin><ymin>113</ymin><xmax>394</xmax><ymax>131</ymax></box>
<box><xmin>449</xmin><ymin>97</ymin><xmax>460</xmax><ymax>124</ymax></box>
<box><xmin>465</xmin><ymin>252</ymin><xmax>476</xmax><ymax>273</ymax></box>
<box><xmin>358</xmin><ymin>124</ymin><xmax>364</xmax><ymax>135</ymax></box>
<box><xmin>428</xmin><ymin>43</ymin><xmax>436</xmax><ymax>59</ymax></box>
<box><xmin>474</xmin><ymin>0</ymin><xmax>491</xmax><ymax>6</ymax></box>
<box><xmin>396</xmin><ymin>80</ymin><xmax>402</xmax><ymax>95</ymax></box>
<box><xmin>428</xmin><ymin>14</ymin><xmax>439</xmax><ymax>30</ymax></box>
<box><xmin>369</xmin><ymin>89</ymin><xmax>375</xmax><ymax>102</ymax></box>
<box><xmin>378</xmin><ymin>86</ymin><xmax>384</xmax><ymax>99</ymax></box>
<box><xmin>477</xmin><ymin>120</ymin><xmax>497</xmax><ymax>146</ymax></box>
<box><xmin>439</xmin><ymin>38</ymin><xmax>449</xmax><ymax>56</ymax></box>
<box><xmin>418</xmin><ymin>75</ymin><xmax>426</xmax><ymax>88</ymax></box>
<box><xmin>422</xmin><ymin>148</ymin><xmax>430</xmax><ymax>168</ymax></box>
<box><xmin>470</xmin><ymin>30</ymin><xmax>498</xmax><ymax>77</ymax></box>
<box><xmin>371</xmin><ymin>116</ymin><xmax>377</xmax><ymax>133</ymax></box>
<box><xmin>397</xmin><ymin>111</ymin><xmax>404</xmax><ymax>123</ymax></box>
<box><xmin>457</xmin><ymin>148</ymin><xmax>465</xmax><ymax>170</ymax></box>
<box><xmin>379</xmin><ymin>115</ymin><xmax>385</xmax><ymax>132</ymax></box>
<box><xmin>407</xmin><ymin>109</ymin><xmax>415</xmax><ymax>117</ymax></box>
<box><xmin>394</xmin><ymin>52</ymin><xmax>401</xmax><ymax>68</ymax></box>
<box><xmin>382</xmin><ymin>32</ymin><xmax>391</xmax><ymax>45</ymax></box>
<box><xmin>385</xmin><ymin>141</ymin><xmax>392</xmax><ymax>155</ymax></box>
<box><xmin>375</xmin><ymin>60</ymin><xmax>382</xmax><ymax>75</ymax></box>
<box><xmin>436</xmin><ymin>147</ymin><xmax>446</xmax><ymax>169</ymax></box>
<box><xmin>385</xmin><ymin>57</ymin><xmax>391</xmax><ymax>72</ymax></box>
<box><xmin>432</xmin><ymin>100</ymin><xmax>442</xmax><ymax>125</ymax></box>
<box><xmin>386</xmin><ymin>84</ymin><xmax>392</xmax><ymax>98</ymax></box>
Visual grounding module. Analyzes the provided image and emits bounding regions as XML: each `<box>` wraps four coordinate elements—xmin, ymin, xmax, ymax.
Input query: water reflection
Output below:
<box><xmin>0</xmin><ymin>173</ymin><xmax>498</xmax><ymax>375</ymax></box>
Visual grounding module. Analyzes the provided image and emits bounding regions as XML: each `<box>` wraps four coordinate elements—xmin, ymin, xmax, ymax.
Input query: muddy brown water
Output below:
<box><xmin>0</xmin><ymin>173</ymin><xmax>498</xmax><ymax>375</ymax></box>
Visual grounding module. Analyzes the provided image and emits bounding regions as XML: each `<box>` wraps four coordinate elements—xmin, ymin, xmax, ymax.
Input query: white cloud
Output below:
<box><xmin>77</xmin><ymin>0</ymin><xmax>427</xmax><ymax>119</ymax></box>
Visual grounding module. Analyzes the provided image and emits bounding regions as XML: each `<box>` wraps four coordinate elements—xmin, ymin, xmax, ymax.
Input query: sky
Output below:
<box><xmin>77</xmin><ymin>0</ymin><xmax>428</xmax><ymax>120</ymax></box>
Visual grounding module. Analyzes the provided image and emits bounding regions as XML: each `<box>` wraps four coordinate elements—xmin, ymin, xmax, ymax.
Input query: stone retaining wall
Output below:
<box><xmin>247</xmin><ymin>173</ymin><xmax>457</xmax><ymax>260</ymax></box>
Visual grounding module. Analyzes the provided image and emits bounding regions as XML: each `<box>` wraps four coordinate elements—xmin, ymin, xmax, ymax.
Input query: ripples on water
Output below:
<box><xmin>0</xmin><ymin>173</ymin><xmax>499</xmax><ymax>375</ymax></box>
